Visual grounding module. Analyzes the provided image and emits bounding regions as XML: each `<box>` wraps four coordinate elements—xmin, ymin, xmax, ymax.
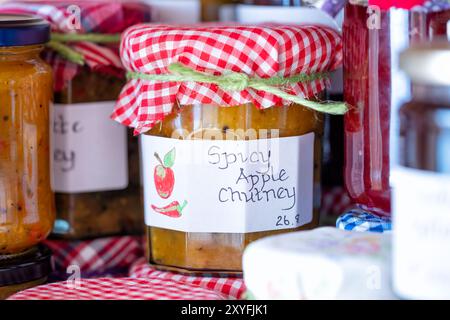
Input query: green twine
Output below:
<box><xmin>51</xmin><ymin>33</ymin><xmax>121</xmax><ymax>43</ymax></box>
<box><xmin>47</xmin><ymin>33</ymin><xmax>122</xmax><ymax>66</ymax></box>
<box><xmin>127</xmin><ymin>63</ymin><xmax>348</xmax><ymax>115</ymax></box>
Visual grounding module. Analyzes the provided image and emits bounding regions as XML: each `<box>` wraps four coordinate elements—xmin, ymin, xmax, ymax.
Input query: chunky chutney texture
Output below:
<box><xmin>53</xmin><ymin>68</ymin><xmax>144</xmax><ymax>239</ymax></box>
<box><xmin>0</xmin><ymin>45</ymin><xmax>55</xmax><ymax>254</ymax></box>
<box><xmin>146</xmin><ymin>103</ymin><xmax>323</xmax><ymax>272</ymax></box>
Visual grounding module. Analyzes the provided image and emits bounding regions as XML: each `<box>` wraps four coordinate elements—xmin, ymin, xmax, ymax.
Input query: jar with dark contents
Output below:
<box><xmin>343</xmin><ymin>1</ymin><xmax>450</xmax><ymax>217</ymax></box>
<box><xmin>0</xmin><ymin>15</ymin><xmax>54</xmax><ymax>256</ymax></box>
<box><xmin>52</xmin><ymin>68</ymin><xmax>144</xmax><ymax>239</ymax></box>
<box><xmin>201</xmin><ymin>0</ymin><xmax>239</xmax><ymax>21</ymax></box>
<box><xmin>114</xmin><ymin>24</ymin><xmax>344</xmax><ymax>273</ymax></box>
<box><xmin>343</xmin><ymin>1</ymin><xmax>393</xmax><ymax>216</ymax></box>
<box><xmin>393</xmin><ymin>41</ymin><xmax>450</xmax><ymax>300</ymax></box>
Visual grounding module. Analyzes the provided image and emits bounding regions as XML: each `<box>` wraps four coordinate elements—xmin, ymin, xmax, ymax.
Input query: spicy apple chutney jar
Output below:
<box><xmin>113</xmin><ymin>24</ymin><xmax>346</xmax><ymax>273</ymax></box>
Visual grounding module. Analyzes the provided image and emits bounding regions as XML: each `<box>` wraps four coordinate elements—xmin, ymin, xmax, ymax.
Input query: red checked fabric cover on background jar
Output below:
<box><xmin>113</xmin><ymin>24</ymin><xmax>345</xmax><ymax>273</ymax></box>
<box><xmin>129</xmin><ymin>258</ymin><xmax>246</xmax><ymax>299</ymax></box>
<box><xmin>0</xmin><ymin>1</ymin><xmax>151</xmax><ymax>239</ymax></box>
<box><xmin>0</xmin><ymin>1</ymin><xmax>150</xmax><ymax>91</ymax></box>
<box><xmin>8</xmin><ymin>278</ymin><xmax>226</xmax><ymax>300</ymax></box>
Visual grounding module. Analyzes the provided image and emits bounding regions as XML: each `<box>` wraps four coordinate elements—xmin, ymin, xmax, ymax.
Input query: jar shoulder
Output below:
<box><xmin>0</xmin><ymin>57</ymin><xmax>52</xmax><ymax>82</ymax></box>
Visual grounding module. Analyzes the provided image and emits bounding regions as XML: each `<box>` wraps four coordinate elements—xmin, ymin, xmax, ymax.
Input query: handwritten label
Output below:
<box><xmin>141</xmin><ymin>133</ymin><xmax>314</xmax><ymax>233</ymax></box>
<box><xmin>392</xmin><ymin>166</ymin><xmax>450</xmax><ymax>299</ymax></box>
<box><xmin>51</xmin><ymin>102</ymin><xmax>128</xmax><ymax>193</ymax></box>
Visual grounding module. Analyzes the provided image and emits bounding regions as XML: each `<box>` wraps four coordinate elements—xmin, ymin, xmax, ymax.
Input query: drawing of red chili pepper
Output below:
<box><xmin>151</xmin><ymin>200</ymin><xmax>188</xmax><ymax>218</ymax></box>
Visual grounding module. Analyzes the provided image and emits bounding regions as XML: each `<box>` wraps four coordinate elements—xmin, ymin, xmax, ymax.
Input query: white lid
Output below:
<box><xmin>243</xmin><ymin>227</ymin><xmax>395</xmax><ymax>300</ymax></box>
<box><xmin>235</xmin><ymin>5</ymin><xmax>340</xmax><ymax>32</ymax></box>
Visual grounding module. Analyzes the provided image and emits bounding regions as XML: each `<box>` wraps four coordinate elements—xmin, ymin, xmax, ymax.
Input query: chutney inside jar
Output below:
<box><xmin>144</xmin><ymin>103</ymin><xmax>323</xmax><ymax>272</ymax></box>
<box><xmin>51</xmin><ymin>67</ymin><xmax>144</xmax><ymax>239</ymax></box>
<box><xmin>0</xmin><ymin>15</ymin><xmax>54</xmax><ymax>256</ymax></box>
<box><xmin>113</xmin><ymin>23</ymin><xmax>343</xmax><ymax>274</ymax></box>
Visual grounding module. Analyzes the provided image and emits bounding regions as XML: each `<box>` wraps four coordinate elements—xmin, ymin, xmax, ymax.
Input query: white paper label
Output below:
<box><xmin>392</xmin><ymin>166</ymin><xmax>450</xmax><ymax>299</ymax></box>
<box><xmin>141</xmin><ymin>133</ymin><xmax>314</xmax><ymax>233</ymax></box>
<box><xmin>51</xmin><ymin>101</ymin><xmax>128</xmax><ymax>193</ymax></box>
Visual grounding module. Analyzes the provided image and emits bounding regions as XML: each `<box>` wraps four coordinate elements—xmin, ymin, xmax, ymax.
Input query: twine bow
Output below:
<box><xmin>127</xmin><ymin>63</ymin><xmax>348</xmax><ymax>115</ymax></box>
<box><xmin>46</xmin><ymin>33</ymin><xmax>122</xmax><ymax>65</ymax></box>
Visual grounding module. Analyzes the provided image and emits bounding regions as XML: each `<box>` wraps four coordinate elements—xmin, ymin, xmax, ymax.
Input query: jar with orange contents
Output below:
<box><xmin>0</xmin><ymin>15</ymin><xmax>54</xmax><ymax>256</ymax></box>
<box><xmin>113</xmin><ymin>24</ymin><xmax>345</xmax><ymax>273</ymax></box>
<box><xmin>0</xmin><ymin>14</ymin><xmax>54</xmax><ymax>299</ymax></box>
<box><xmin>145</xmin><ymin>103</ymin><xmax>324</xmax><ymax>272</ymax></box>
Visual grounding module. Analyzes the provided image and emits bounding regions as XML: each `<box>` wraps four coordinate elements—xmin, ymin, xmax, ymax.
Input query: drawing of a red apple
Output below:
<box><xmin>154</xmin><ymin>148</ymin><xmax>176</xmax><ymax>199</ymax></box>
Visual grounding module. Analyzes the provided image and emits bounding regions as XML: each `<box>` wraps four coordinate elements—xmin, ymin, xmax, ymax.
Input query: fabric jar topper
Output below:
<box><xmin>112</xmin><ymin>24</ymin><xmax>346</xmax><ymax>134</ymax></box>
<box><xmin>0</xmin><ymin>1</ymin><xmax>151</xmax><ymax>91</ymax></box>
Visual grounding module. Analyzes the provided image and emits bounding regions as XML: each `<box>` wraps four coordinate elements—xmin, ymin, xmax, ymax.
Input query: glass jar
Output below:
<box><xmin>343</xmin><ymin>2</ymin><xmax>393</xmax><ymax>216</ymax></box>
<box><xmin>0</xmin><ymin>15</ymin><xmax>54</xmax><ymax>255</ymax></box>
<box><xmin>115</xmin><ymin>24</ymin><xmax>342</xmax><ymax>273</ymax></box>
<box><xmin>343</xmin><ymin>1</ymin><xmax>450</xmax><ymax>217</ymax></box>
<box><xmin>145</xmin><ymin>103</ymin><xmax>323</xmax><ymax>272</ymax></box>
<box><xmin>51</xmin><ymin>67</ymin><xmax>144</xmax><ymax>239</ymax></box>
<box><xmin>30</xmin><ymin>1</ymin><xmax>152</xmax><ymax>240</ymax></box>
<box><xmin>393</xmin><ymin>41</ymin><xmax>450</xmax><ymax>300</ymax></box>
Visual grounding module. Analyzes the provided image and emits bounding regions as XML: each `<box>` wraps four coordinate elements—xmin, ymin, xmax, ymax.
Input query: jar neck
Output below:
<box><xmin>0</xmin><ymin>45</ymin><xmax>44</xmax><ymax>61</ymax></box>
<box><xmin>412</xmin><ymin>84</ymin><xmax>450</xmax><ymax>105</ymax></box>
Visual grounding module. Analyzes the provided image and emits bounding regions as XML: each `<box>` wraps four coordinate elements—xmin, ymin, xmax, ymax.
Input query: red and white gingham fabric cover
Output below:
<box><xmin>112</xmin><ymin>24</ymin><xmax>343</xmax><ymax>134</ymax></box>
<box><xmin>44</xmin><ymin>236</ymin><xmax>144</xmax><ymax>278</ymax></box>
<box><xmin>8</xmin><ymin>277</ymin><xmax>225</xmax><ymax>300</ymax></box>
<box><xmin>0</xmin><ymin>1</ymin><xmax>151</xmax><ymax>91</ymax></box>
<box><xmin>129</xmin><ymin>258</ymin><xmax>246</xmax><ymax>300</ymax></box>
<box><xmin>321</xmin><ymin>186</ymin><xmax>353</xmax><ymax>218</ymax></box>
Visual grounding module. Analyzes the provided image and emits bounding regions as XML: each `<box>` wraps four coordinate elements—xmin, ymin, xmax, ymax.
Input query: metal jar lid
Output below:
<box><xmin>400</xmin><ymin>40</ymin><xmax>450</xmax><ymax>86</ymax></box>
<box><xmin>0</xmin><ymin>245</ymin><xmax>53</xmax><ymax>287</ymax></box>
<box><xmin>0</xmin><ymin>14</ymin><xmax>50</xmax><ymax>47</ymax></box>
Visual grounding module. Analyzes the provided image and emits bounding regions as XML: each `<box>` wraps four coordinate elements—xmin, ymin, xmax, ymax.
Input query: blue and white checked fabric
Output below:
<box><xmin>336</xmin><ymin>209</ymin><xmax>392</xmax><ymax>233</ymax></box>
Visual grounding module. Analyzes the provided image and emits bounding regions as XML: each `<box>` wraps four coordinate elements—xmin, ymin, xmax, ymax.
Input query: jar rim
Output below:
<box><xmin>0</xmin><ymin>14</ymin><xmax>50</xmax><ymax>47</ymax></box>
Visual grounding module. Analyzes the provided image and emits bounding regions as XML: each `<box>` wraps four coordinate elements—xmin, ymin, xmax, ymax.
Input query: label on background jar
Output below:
<box><xmin>392</xmin><ymin>166</ymin><xmax>450</xmax><ymax>300</ymax></box>
<box><xmin>51</xmin><ymin>101</ymin><xmax>128</xmax><ymax>193</ymax></box>
<box><xmin>141</xmin><ymin>133</ymin><xmax>314</xmax><ymax>233</ymax></box>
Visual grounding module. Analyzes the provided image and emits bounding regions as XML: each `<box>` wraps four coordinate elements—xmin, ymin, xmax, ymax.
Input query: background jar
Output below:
<box><xmin>0</xmin><ymin>15</ymin><xmax>54</xmax><ymax>255</ymax></box>
<box><xmin>51</xmin><ymin>68</ymin><xmax>144</xmax><ymax>240</ymax></box>
<box><xmin>393</xmin><ymin>41</ymin><xmax>450</xmax><ymax>300</ymax></box>
<box><xmin>37</xmin><ymin>1</ymin><xmax>152</xmax><ymax>240</ymax></box>
<box><xmin>145</xmin><ymin>103</ymin><xmax>324</xmax><ymax>272</ymax></box>
<box><xmin>343</xmin><ymin>1</ymin><xmax>450</xmax><ymax>217</ymax></box>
